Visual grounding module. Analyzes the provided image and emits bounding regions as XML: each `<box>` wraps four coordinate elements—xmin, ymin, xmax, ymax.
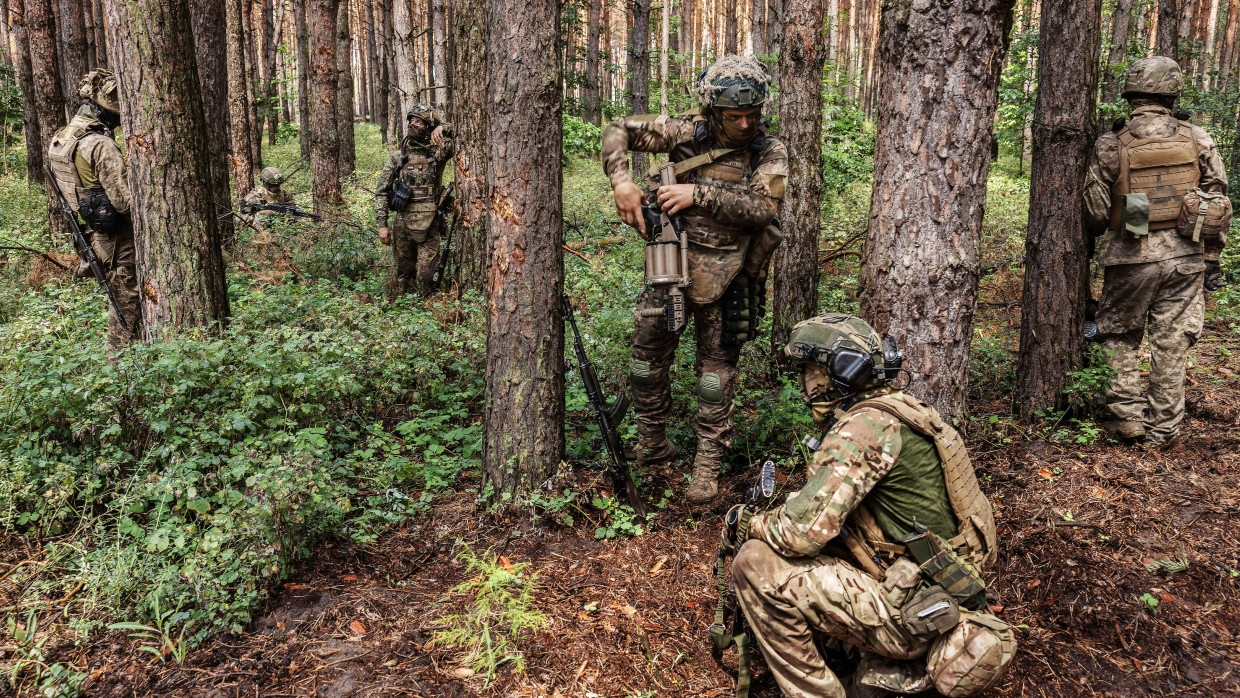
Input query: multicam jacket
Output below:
<box><xmin>47</xmin><ymin>105</ymin><xmax>130</xmax><ymax>216</ymax></box>
<box><xmin>373</xmin><ymin>132</ymin><xmax>455</xmax><ymax>229</ymax></box>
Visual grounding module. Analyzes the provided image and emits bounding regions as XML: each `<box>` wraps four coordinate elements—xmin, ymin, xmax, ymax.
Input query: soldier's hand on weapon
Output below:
<box><xmin>378</xmin><ymin>226</ymin><xmax>390</xmax><ymax>245</ymax></box>
<box><xmin>613</xmin><ymin>181</ymin><xmax>648</xmax><ymax>235</ymax></box>
<box><xmin>430</xmin><ymin>125</ymin><xmax>447</xmax><ymax>145</ymax></box>
<box><xmin>656</xmin><ymin>183</ymin><xmax>695</xmax><ymax>216</ymax></box>
<box><xmin>1205</xmin><ymin>260</ymin><xmax>1226</xmax><ymax>292</ymax></box>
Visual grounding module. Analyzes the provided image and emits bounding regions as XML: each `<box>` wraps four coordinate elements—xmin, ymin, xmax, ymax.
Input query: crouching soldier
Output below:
<box><xmin>240</xmin><ymin>167</ymin><xmax>295</xmax><ymax>229</ymax></box>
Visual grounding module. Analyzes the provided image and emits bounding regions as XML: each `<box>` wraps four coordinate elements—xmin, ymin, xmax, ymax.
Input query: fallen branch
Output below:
<box><xmin>0</xmin><ymin>245</ymin><xmax>72</xmax><ymax>272</ymax></box>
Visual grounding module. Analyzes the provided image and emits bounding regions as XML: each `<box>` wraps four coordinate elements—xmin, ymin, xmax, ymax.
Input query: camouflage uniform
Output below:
<box><xmin>48</xmin><ymin>82</ymin><xmax>140</xmax><ymax>351</ymax></box>
<box><xmin>374</xmin><ymin>112</ymin><xmax>454</xmax><ymax>297</ymax></box>
<box><xmin>239</xmin><ymin>182</ymin><xmax>294</xmax><ymax>230</ymax></box>
<box><xmin>602</xmin><ymin>107</ymin><xmax>789</xmax><ymax>499</ymax></box>
<box><xmin>1084</xmin><ymin>79</ymin><xmax>1229</xmax><ymax>443</ymax></box>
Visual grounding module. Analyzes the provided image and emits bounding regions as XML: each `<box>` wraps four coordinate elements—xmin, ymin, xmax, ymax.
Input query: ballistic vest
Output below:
<box><xmin>1109</xmin><ymin>122</ymin><xmax>1201</xmax><ymax>232</ymax></box>
<box><xmin>397</xmin><ymin>145</ymin><xmax>440</xmax><ymax>207</ymax></box>
<box><xmin>47</xmin><ymin>114</ymin><xmax>107</xmax><ymax>213</ymax></box>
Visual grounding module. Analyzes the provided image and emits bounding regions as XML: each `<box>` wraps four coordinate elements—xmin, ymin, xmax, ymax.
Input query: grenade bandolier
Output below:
<box><xmin>601</xmin><ymin>55</ymin><xmax>789</xmax><ymax>504</ymax></box>
<box><xmin>374</xmin><ymin>105</ymin><xmax>455</xmax><ymax>297</ymax></box>
<box><xmin>725</xmin><ymin>315</ymin><xmax>1014</xmax><ymax>698</ymax></box>
<box><xmin>1083</xmin><ymin>56</ymin><xmax>1231</xmax><ymax>445</ymax></box>
<box><xmin>240</xmin><ymin>167</ymin><xmax>295</xmax><ymax>229</ymax></box>
<box><xmin>47</xmin><ymin>69</ymin><xmax>141</xmax><ymax>351</ymax></box>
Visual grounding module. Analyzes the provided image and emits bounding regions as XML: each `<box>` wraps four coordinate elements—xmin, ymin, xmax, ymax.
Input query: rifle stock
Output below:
<box><xmin>431</xmin><ymin>183</ymin><xmax>457</xmax><ymax>290</ymax></box>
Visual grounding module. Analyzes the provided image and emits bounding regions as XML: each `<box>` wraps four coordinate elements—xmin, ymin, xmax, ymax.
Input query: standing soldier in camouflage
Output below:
<box><xmin>47</xmin><ymin>69</ymin><xmax>140</xmax><ymax>351</ymax></box>
<box><xmin>240</xmin><ymin>167</ymin><xmax>295</xmax><ymax>229</ymax></box>
<box><xmin>601</xmin><ymin>55</ymin><xmax>788</xmax><ymax>504</ymax></box>
<box><xmin>723</xmin><ymin>315</ymin><xmax>1014</xmax><ymax>698</ymax></box>
<box><xmin>1084</xmin><ymin>57</ymin><xmax>1231</xmax><ymax>445</ymax></box>
<box><xmin>374</xmin><ymin>105</ymin><xmax>454</xmax><ymax>297</ymax></box>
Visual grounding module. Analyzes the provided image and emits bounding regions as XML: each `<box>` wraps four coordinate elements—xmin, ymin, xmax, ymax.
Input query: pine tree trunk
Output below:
<box><xmin>91</xmin><ymin>0</ymin><xmax>107</xmax><ymax>65</ymax></box>
<box><xmin>189</xmin><ymin>0</ymin><xmax>237</xmax><ymax>247</ymax></box>
<box><xmin>1102</xmin><ymin>0</ymin><xmax>1133</xmax><ymax>103</ymax></box>
<box><xmin>1222</xmin><ymin>0</ymin><xmax>1239</xmax><ymax>73</ymax></box>
<box><xmin>1014</xmin><ymin>0</ymin><xmax>1101</xmax><ymax>420</ymax></box>
<box><xmin>751</xmin><ymin>0</ymin><xmax>766</xmax><ymax>54</ymax></box>
<box><xmin>102</xmin><ymin>0</ymin><xmax>230</xmax><ymax>334</ymax></box>
<box><xmin>294</xmin><ymin>0</ymin><xmax>311</xmax><ymax>157</ymax></box>
<box><xmin>243</xmin><ymin>0</ymin><xmax>263</xmax><ymax>168</ymax></box>
<box><xmin>767</xmin><ymin>0</ymin><xmax>782</xmax><ymax>69</ymax></box>
<box><xmin>859</xmin><ymin>0</ymin><xmax>1014</xmax><ymax>417</ymax></box>
<box><xmin>57</xmin><ymin>0</ymin><xmax>89</xmax><ymax>112</ymax></box>
<box><xmin>262</xmin><ymin>0</ymin><xmax>278</xmax><ymax>145</ymax></box>
<box><xmin>336</xmin><ymin>0</ymin><xmax>356</xmax><ymax>174</ymax></box>
<box><xmin>448</xmin><ymin>0</ymin><xmax>487</xmax><ymax>292</ymax></box>
<box><xmin>365</xmin><ymin>0</ymin><xmax>381</xmax><ymax>123</ymax></box>
<box><xmin>308</xmin><ymin>0</ymin><xmax>342</xmax><ymax>210</ymax></box>
<box><xmin>25</xmin><ymin>0</ymin><xmax>68</xmax><ymax>231</ymax></box>
<box><xmin>660</xmin><ymin>0</ymin><xmax>669</xmax><ymax>113</ymax></box>
<box><xmin>10</xmin><ymin>0</ymin><xmax>46</xmax><ymax>183</ymax></box>
<box><xmin>629</xmin><ymin>0</ymin><xmax>650</xmax><ymax>175</ymax></box>
<box><xmin>82</xmin><ymin>0</ymin><xmax>96</xmax><ymax>70</ymax></box>
<box><xmin>430</xmin><ymin>0</ymin><xmax>447</xmax><ymax>107</ymax></box>
<box><xmin>584</xmin><ymin>0</ymin><xmax>602</xmax><ymax>124</ymax></box>
<box><xmin>392</xmin><ymin>0</ymin><xmax>418</xmax><ymax>119</ymax></box>
<box><xmin>226</xmin><ymin>0</ymin><xmax>256</xmax><ymax>193</ymax></box>
<box><xmin>771</xmin><ymin>0</ymin><xmax>826</xmax><ymax>352</ymax></box>
<box><xmin>1157</xmin><ymin>0</ymin><xmax>1178</xmax><ymax>58</ymax></box>
<box><xmin>679</xmin><ymin>0</ymin><xmax>691</xmax><ymax>78</ymax></box>
<box><xmin>375</xmin><ymin>0</ymin><xmax>394</xmax><ymax>144</ymax></box>
<box><xmin>482</xmin><ymin>0</ymin><xmax>564</xmax><ymax>502</ymax></box>
<box><xmin>381</xmin><ymin>0</ymin><xmax>400</xmax><ymax>142</ymax></box>
<box><xmin>726</xmin><ymin>0</ymin><xmax>738</xmax><ymax>53</ymax></box>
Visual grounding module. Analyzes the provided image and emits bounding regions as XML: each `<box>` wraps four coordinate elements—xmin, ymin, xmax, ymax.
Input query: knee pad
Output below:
<box><xmin>697</xmin><ymin>371</ymin><xmax>726</xmax><ymax>404</ymax></box>
<box><xmin>629</xmin><ymin>359</ymin><xmax>656</xmax><ymax>389</ymax></box>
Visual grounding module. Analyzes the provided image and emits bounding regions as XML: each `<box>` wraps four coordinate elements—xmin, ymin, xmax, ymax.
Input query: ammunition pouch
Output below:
<box><xmin>900</xmin><ymin>585</ymin><xmax>961</xmax><ymax>639</ymax></box>
<box><xmin>742</xmin><ymin>219</ymin><xmax>783</xmax><ymax>277</ymax></box>
<box><xmin>722</xmin><ymin>273</ymin><xmax>766</xmax><ymax>346</ymax></box>
<box><xmin>78</xmin><ymin>191</ymin><xmax>123</xmax><ymax>236</ymax></box>
<box><xmin>904</xmin><ymin>527</ymin><xmax>988</xmax><ymax>612</ymax></box>
<box><xmin>1176</xmin><ymin>188</ymin><xmax>1232</xmax><ymax>243</ymax></box>
<box><xmin>388</xmin><ymin>177</ymin><xmax>414</xmax><ymax>212</ymax></box>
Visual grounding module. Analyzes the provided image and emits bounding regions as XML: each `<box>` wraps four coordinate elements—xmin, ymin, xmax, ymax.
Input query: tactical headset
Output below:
<box><xmin>789</xmin><ymin>335</ymin><xmax>905</xmax><ymax>394</ymax></box>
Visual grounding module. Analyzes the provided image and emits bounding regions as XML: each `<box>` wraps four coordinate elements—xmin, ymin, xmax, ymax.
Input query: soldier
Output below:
<box><xmin>47</xmin><ymin>69</ymin><xmax>140</xmax><ymax>351</ymax></box>
<box><xmin>601</xmin><ymin>55</ymin><xmax>788</xmax><ymax>504</ymax></box>
<box><xmin>723</xmin><ymin>314</ymin><xmax>1014</xmax><ymax>698</ymax></box>
<box><xmin>240</xmin><ymin>167</ymin><xmax>295</xmax><ymax>229</ymax></box>
<box><xmin>1084</xmin><ymin>57</ymin><xmax>1231</xmax><ymax>445</ymax></box>
<box><xmin>374</xmin><ymin>105</ymin><xmax>454</xmax><ymax>297</ymax></box>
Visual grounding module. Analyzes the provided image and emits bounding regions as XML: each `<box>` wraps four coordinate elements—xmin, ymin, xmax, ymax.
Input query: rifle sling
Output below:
<box><xmin>709</xmin><ymin>506</ymin><xmax>754</xmax><ymax>698</ymax></box>
<box><xmin>648</xmin><ymin>148</ymin><xmax>742</xmax><ymax>181</ymax></box>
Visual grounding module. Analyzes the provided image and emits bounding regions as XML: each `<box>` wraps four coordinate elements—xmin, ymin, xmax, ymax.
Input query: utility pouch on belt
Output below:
<box><xmin>388</xmin><ymin>178</ymin><xmax>414</xmax><ymax>212</ymax></box>
<box><xmin>901</xmin><ymin>585</ymin><xmax>961</xmax><ymax>638</ymax></box>
<box><xmin>1121</xmin><ymin>193</ymin><xmax>1150</xmax><ymax>238</ymax></box>
<box><xmin>1176</xmin><ymin>188</ymin><xmax>1232</xmax><ymax>243</ymax></box>
<box><xmin>742</xmin><ymin>219</ymin><xmax>784</xmax><ymax>277</ymax></box>
<box><xmin>904</xmin><ymin>527</ymin><xmax>988</xmax><ymax>612</ymax></box>
<box><xmin>78</xmin><ymin>191</ymin><xmax>123</xmax><ymax>236</ymax></box>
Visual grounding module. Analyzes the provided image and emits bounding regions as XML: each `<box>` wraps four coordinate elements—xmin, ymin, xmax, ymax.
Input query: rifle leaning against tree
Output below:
<box><xmin>562</xmin><ymin>293</ymin><xmax>647</xmax><ymax>516</ymax></box>
<box><xmin>430</xmin><ymin>182</ymin><xmax>457</xmax><ymax>291</ymax></box>
<box><xmin>43</xmin><ymin>164</ymin><xmax>130</xmax><ymax>331</ymax></box>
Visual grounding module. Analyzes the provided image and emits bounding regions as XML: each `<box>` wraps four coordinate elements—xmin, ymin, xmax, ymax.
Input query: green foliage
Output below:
<box><xmin>1139</xmin><ymin>592</ymin><xmax>1160</xmax><ymax>612</ymax></box>
<box><xmin>563</xmin><ymin>114</ymin><xmax>603</xmax><ymax>159</ymax></box>
<box><xmin>433</xmin><ymin>544</ymin><xmax>546</xmax><ymax>683</ymax></box>
<box><xmin>996</xmin><ymin>25</ymin><xmax>1038</xmax><ymax>171</ymax></box>
<box><xmin>591</xmin><ymin>496</ymin><xmax>646</xmax><ymax>539</ymax></box>
<box><xmin>819</xmin><ymin>68</ymin><xmax>876</xmax><ymax>194</ymax></box>
<box><xmin>969</xmin><ymin>333</ymin><xmax>1017</xmax><ymax>402</ymax></box>
<box><xmin>6</xmin><ymin>610</ymin><xmax>87</xmax><ymax>697</ymax></box>
<box><xmin>107</xmin><ymin>595</ymin><xmax>192</xmax><ymax>664</ymax></box>
<box><xmin>1065</xmin><ymin>344</ymin><xmax>1116</xmax><ymax>417</ymax></box>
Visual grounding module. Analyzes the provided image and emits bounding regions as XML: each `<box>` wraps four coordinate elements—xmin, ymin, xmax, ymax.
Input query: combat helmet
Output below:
<box><xmin>406</xmin><ymin>104</ymin><xmax>438</xmax><ymax>127</ymax></box>
<box><xmin>260</xmin><ymin>167</ymin><xmax>284</xmax><ymax>187</ymax></box>
<box><xmin>695</xmin><ymin>56</ymin><xmax>770</xmax><ymax>111</ymax></box>
<box><xmin>78</xmin><ymin>69</ymin><xmax>120</xmax><ymax>114</ymax></box>
<box><xmin>784</xmin><ymin>314</ymin><xmax>903</xmax><ymax>402</ymax></box>
<box><xmin>1121</xmin><ymin>56</ymin><xmax>1183</xmax><ymax>99</ymax></box>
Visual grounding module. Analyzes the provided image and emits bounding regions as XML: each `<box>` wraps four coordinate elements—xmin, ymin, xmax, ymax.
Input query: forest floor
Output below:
<box><xmin>77</xmin><ymin>324</ymin><xmax>1240</xmax><ymax>697</ymax></box>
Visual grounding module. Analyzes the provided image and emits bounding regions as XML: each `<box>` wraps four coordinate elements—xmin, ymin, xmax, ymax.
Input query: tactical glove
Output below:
<box><xmin>1205</xmin><ymin>260</ymin><xmax>1226</xmax><ymax>292</ymax></box>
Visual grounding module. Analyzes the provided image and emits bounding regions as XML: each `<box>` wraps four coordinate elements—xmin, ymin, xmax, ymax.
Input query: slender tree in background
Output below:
<box><xmin>430</xmin><ymin>0</ymin><xmax>447</xmax><ymax>107</ymax></box>
<box><xmin>226</xmin><ymin>0</ymin><xmax>256</xmax><ymax>193</ymax></box>
<box><xmin>294</xmin><ymin>0</ymin><xmax>311</xmax><ymax>157</ymax></box>
<box><xmin>392</xmin><ymin>0</ymin><xmax>418</xmax><ymax>118</ymax></box>
<box><xmin>243</xmin><ymin>0</ymin><xmax>263</xmax><ymax>169</ymax></box>
<box><xmin>771</xmin><ymin>0</ymin><xmax>826</xmax><ymax>351</ymax></box>
<box><xmin>377</xmin><ymin>0</ymin><xmax>396</xmax><ymax>143</ymax></box>
<box><xmin>336</xmin><ymin>0</ymin><xmax>356</xmax><ymax>174</ymax></box>
<box><xmin>583</xmin><ymin>0</ymin><xmax>602</xmax><ymax>124</ymax></box>
<box><xmin>725</xmin><ymin>0</ymin><xmax>737</xmax><ymax>53</ymax></box>
<box><xmin>102</xmin><ymin>0</ymin><xmax>230</xmax><ymax>334</ymax></box>
<box><xmin>1014</xmin><ymin>0</ymin><xmax>1103</xmax><ymax>419</ymax></box>
<box><xmin>189</xmin><ymin>0</ymin><xmax>238</xmax><ymax>247</ymax></box>
<box><xmin>1102</xmin><ymin>0</ymin><xmax>1133</xmax><ymax>103</ymax></box>
<box><xmin>261</xmin><ymin>0</ymin><xmax>279</xmax><ymax>145</ymax></box>
<box><xmin>482</xmin><ymin>0</ymin><xmax>564</xmax><ymax>500</ymax></box>
<box><xmin>1157</xmin><ymin>0</ymin><xmax>1179</xmax><ymax>58</ymax></box>
<box><xmin>364</xmin><ymin>0</ymin><xmax>381</xmax><ymax>129</ymax></box>
<box><xmin>91</xmin><ymin>0</ymin><xmax>106</xmax><ymax>65</ymax></box>
<box><xmin>308</xmin><ymin>0</ymin><xmax>342</xmax><ymax>210</ymax></box>
<box><xmin>9</xmin><ymin>0</ymin><xmax>45</xmax><ymax>183</ymax></box>
<box><xmin>859</xmin><ymin>0</ymin><xmax>1014</xmax><ymax>417</ymax></box>
<box><xmin>56</xmin><ymin>0</ymin><xmax>89</xmax><ymax>110</ymax></box>
<box><xmin>629</xmin><ymin>0</ymin><xmax>650</xmax><ymax>175</ymax></box>
<box><xmin>767</xmin><ymin>0</ymin><xmax>784</xmax><ymax>69</ymax></box>
<box><xmin>24</xmin><ymin>0</ymin><xmax>67</xmax><ymax>229</ymax></box>
<box><xmin>448</xmin><ymin>0</ymin><xmax>488</xmax><ymax>291</ymax></box>
<box><xmin>660</xmin><ymin>0</ymin><xmax>669</xmax><ymax>113</ymax></box>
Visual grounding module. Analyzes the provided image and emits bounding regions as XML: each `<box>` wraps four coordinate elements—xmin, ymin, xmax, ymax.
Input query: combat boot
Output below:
<box><xmin>1105</xmin><ymin>419</ymin><xmax>1146</xmax><ymax>441</ymax></box>
<box><xmin>635</xmin><ymin>430</ymin><xmax>678</xmax><ymax>467</ymax></box>
<box><xmin>686</xmin><ymin>441</ymin><xmax>724</xmax><ymax>505</ymax></box>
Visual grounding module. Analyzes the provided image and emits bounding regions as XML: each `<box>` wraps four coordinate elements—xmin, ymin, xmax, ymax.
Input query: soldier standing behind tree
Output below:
<box><xmin>47</xmin><ymin>69</ymin><xmax>141</xmax><ymax>351</ymax></box>
<box><xmin>601</xmin><ymin>55</ymin><xmax>788</xmax><ymax>505</ymax></box>
<box><xmin>374</xmin><ymin>105</ymin><xmax>454</xmax><ymax>297</ymax></box>
<box><xmin>1084</xmin><ymin>56</ymin><xmax>1231</xmax><ymax>446</ymax></box>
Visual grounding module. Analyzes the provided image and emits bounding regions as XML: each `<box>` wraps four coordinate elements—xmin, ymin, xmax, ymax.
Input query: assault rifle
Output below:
<box><xmin>241</xmin><ymin>201</ymin><xmax>321</xmax><ymax>220</ymax></box>
<box><xmin>431</xmin><ymin>183</ymin><xmax>457</xmax><ymax>290</ymax></box>
<box><xmin>562</xmin><ymin>293</ymin><xmax>646</xmax><ymax>516</ymax></box>
<box><xmin>43</xmin><ymin>165</ymin><xmax>129</xmax><ymax>331</ymax></box>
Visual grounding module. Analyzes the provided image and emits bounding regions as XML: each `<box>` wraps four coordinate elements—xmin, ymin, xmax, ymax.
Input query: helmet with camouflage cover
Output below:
<box><xmin>406</xmin><ymin>104</ymin><xmax>438</xmax><ymax>127</ymax></box>
<box><xmin>784</xmin><ymin>314</ymin><xmax>903</xmax><ymax>403</ymax></box>
<box><xmin>260</xmin><ymin>167</ymin><xmax>284</xmax><ymax>187</ymax></box>
<box><xmin>1121</xmin><ymin>56</ymin><xmax>1183</xmax><ymax>99</ymax></box>
<box><xmin>78</xmin><ymin>69</ymin><xmax>120</xmax><ymax>114</ymax></box>
<box><xmin>695</xmin><ymin>55</ymin><xmax>770</xmax><ymax>110</ymax></box>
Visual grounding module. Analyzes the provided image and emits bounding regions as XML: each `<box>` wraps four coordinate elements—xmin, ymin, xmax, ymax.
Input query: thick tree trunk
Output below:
<box><xmin>448</xmin><ymin>0</ymin><xmax>487</xmax><ymax>291</ymax></box>
<box><xmin>1014</xmin><ymin>0</ymin><xmax>1102</xmax><ymax>420</ymax></box>
<box><xmin>293</xmin><ymin>0</ymin><xmax>311</xmax><ymax>158</ymax></box>
<box><xmin>308</xmin><ymin>0</ymin><xmax>342</xmax><ymax>210</ymax></box>
<box><xmin>629</xmin><ymin>0</ymin><xmax>650</xmax><ymax>174</ymax></box>
<box><xmin>102</xmin><ymin>0</ymin><xmax>230</xmax><ymax>334</ymax></box>
<box><xmin>1156</xmin><ymin>0</ymin><xmax>1178</xmax><ymax>58</ymax></box>
<box><xmin>859</xmin><ymin>0</ymin><xmax>1014</xmax><ymax>417</ymax></box>
<box><xmin>57</xmin><ymin>0</ymin><xmax>89</xmax><ymax>113</ymax></box>
<box><xmin>262</xmin><ymin>0</ymin><xmax>278</xmax><ymax>145</ymax></box>
<box><xmin>189</xmin><ymin>0</ymin><xmax>237</xmax><ymax>247</ymax></box>
<box><xmin>430</xmin><ymin>0</ymin><xmax>447</xmax><ymax>107</ymax></box>
<box><xmin>767</xmin><ymin>0</ymin><xmax>783</xmax><ymax>68</ymax></box>
<box><xmin>583</xmin><ymin>0</ymin><xmax>602</xmax><ymax>124</ymax></box>
<box><xmin>771</xmin><ymin>0</ymin><xmax>826</xmax><ymax>352</ymax></box>
<box><xmin>336</xmin><ymin>0</ymin><xmax>356</xmax><ymax>174</ymax></box>
<box><xmin>26</xmin><ymin>0</ymin><xmax>68</xmax><ymax>230</ymax></box>
<box><xmin>751</xmin><ymin>0</ymin><xmax>766</xmax><ymax>54</ymax></box>
<box><xmin>482</xmin><ymin>0</ymin><xmax>564</xmax><ymax>502</ymax></box>
<box><xmin>10</xmin><ymin>0</ymin><xmax>46</xmax><ymax>183</ymax></box>
<box><xmin>226</xmin><ymin>0</ymin><xmax>256</xmax><ymax>193</ymax></box>
<box><xmin>725</xmin><ymin>0</ymin><xmax>738</xmax><ymax>54</ymax></box>
<box><xmin>82</xmin><ymin>0</ymin><xmax>96</xmax><ymax>70</ymax></box>
<box><xmin>1102</xmin><ymin>0</ymin><xmax>1133</xmax><ymax>103</ymax></box>
<box><xmin>392</xmin><ymin>0</ymin><xmax>418</xmax><ymax>120</ymax></box>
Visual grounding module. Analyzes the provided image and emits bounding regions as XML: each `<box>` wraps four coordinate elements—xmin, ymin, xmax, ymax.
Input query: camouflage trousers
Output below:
<box><xmin>630</xmin><ymin>285</ymin><xmax>741</xmax><ymax>458</ymax></box>
<box><xmin>389</xmin><ymin>216</ymin><xmax>442</xmax><ymax>297</ymax></box>
<box><xmin>732</xmin><ymin>540</ymin><xmax>930</xmax><ymax>698</ymax></box>
<box><xmin>1097</xmin><ymin>256</ymin><xmax>1205</xmax><ymax>444</ymax></box>
<box><xmin>90</xmin><ymin>225</ymin><xmax>141</xmax><ymax>351</ymax></box>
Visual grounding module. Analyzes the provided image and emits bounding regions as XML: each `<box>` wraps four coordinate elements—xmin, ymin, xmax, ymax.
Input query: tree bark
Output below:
<box><xmin>102</xmin><ymin>0</ymin><xmax>230</xmax><ymax>334</ymax></box>
<box><xmin>379</xmin><ymin>0</ymin><xmax>399</xmax><ymax>142</ymax></box>
<box><xmin>859</xmin><ymin>0</ymin><xmax>1014</xmax><ymax>417</ymax></box>
<box><xmin>375</xmin><ymin>0</ymin><xmax>394</xmax><ymax>143</ymax></box>
<box><xmin>189</xmin><ymin>0</ymin><xmax>237</xmax><ymax>247</ymax></box>
<box><xmin>482</xmin><ymin>0</ymin><xmax>564</xmax><ymax>502</ymax></box>
<box><xmin>9</xmin><ymin>0</ymin><xmax>46</xmax><ymax>183</ymax></box>
<box><xmin>335</xmin><ymin>0</ymin><xmax>356</xmax><ymax>174</ymax></box>
<box><xmin>242</xmin><ymin>0</ymin><xmax>263</xmax><ymax>167</ymax></box>
<box><xmin>308</xmin><ymin>0</ymin><xmax>342</xmax><ymax>210</ymax></box>
<box><xmin>293</xmin><ymin>0</ymin><xmax>311</xmax><ymax>157</ymax></box>
<box><xmin>430</xmin><ymin>0</ymin><xmax>447</xmax><ymax>107</ymax></box>
<box><xmin>771</xmin><ymin>0</ymin><xmax>825</xmax><ymax>352</ymax></box>
<box><xmin>91</xmin><ymin>0</ymin><xmax>106</xmax><ymax>65</ymax></box>
<box><xmin>629</xmin><ymin>0</ymin><xmax>650</xmax><ymax>174</ymax></box>
<box><xmin>26</xmin><ymin>0</ymin><xmax>68</xmax><ymax>229</ymax></box>
<box><xmin>448</xmin><ymin>0</ymin><xmax>487</xmax><ymax>291</ymax></box>
<box><xmin>751</xmin><ymin>0</ymin><xmax>766</xmax><ymax>54</ymax></box>
<box><xmin>660</xmin><ymin>0</ymin><xmax>669</xmax><ymax>113</ymax></box>
<box><xmin>767</xmin><ymin>0</ymin><xmax>783</xmax><ymax>70</ymax></box>
<box><xmin>1222</xmin><ymin>0</ymin><xmax>1240</xmax><ymax>73</ymax></box>
<box><xmin>1014</xmin><ymin>0</ymin><xmax>1102</xmax><ymax>420</ymax></box>
<box><xmin>583</xmin><ymin>0</ymin><xmax>602</xmax><ymax>124</ymax></box>
<box><xmin>1156</xmin><ymin>0</ymin><xmax>1178</xmax><ymax>58</ymax></box>
<box><xmin>57</xmin><ymin>0</ymin><xmax>89</xmax><ymax>113</ymax></box>
<box><xmin>392</xmin><ymin>0</ymin><xmax>418</xmax><ymax>120</ymax></box>
<box><xmin>82</xmin><ymin>0</ymin><xmax>96</xmax><ymax>70</ymax></box>
<box><xmin>1101</xmin><ymin>0</ymin><xmax>1132</xmax><ymax>103</ymax></box>
<box><xmin>726</xmin><ymin>0</ymin><xmax>737</xmax><ymax>53</ymax></box>
<box><xmin>262</xmin><ymin>0</ymin><xmax>278</xmax><ymax>145</ymax></box>
<box><xmin>226</xmin><ymin>0</ymin><xmax>256</xmax><ymax>193</ymax></box>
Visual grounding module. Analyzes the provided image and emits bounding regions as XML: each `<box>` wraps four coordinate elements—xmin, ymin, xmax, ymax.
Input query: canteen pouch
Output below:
<box><xmin>1176</xmin><ymin>188</ymin><xmax>1232</xmax><ymax>243</ymax></box>
<box><xmin>1122</xmin><ymin>192</ymin><xmax>1150</xmax><ymax>237</ymax></box>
